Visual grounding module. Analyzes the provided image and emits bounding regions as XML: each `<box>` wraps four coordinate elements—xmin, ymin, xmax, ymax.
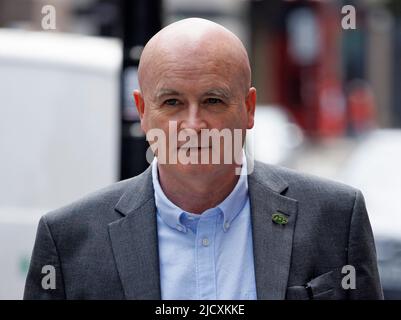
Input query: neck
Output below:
<box><xmin>157</xmin><ymin>164</ymin><xmax>241</xmax><ymax>214</ymax></box>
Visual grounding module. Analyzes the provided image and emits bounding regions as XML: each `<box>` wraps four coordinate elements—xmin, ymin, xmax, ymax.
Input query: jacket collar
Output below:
<box><xmin>109</xmin><ymin>165</ymin><xmax>161</xmax><ymax>299</ymax></box>
<box><xmin>248</xmin><ymin>161</ymin><xmax>298</xmax><ymax>299</ymax></box>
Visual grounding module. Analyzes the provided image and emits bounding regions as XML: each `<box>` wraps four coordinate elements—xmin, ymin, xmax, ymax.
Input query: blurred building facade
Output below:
<box><xmin>251</xmin><ymin>0</ymin><xmax>401</xmax><ymax>137</ymax></box>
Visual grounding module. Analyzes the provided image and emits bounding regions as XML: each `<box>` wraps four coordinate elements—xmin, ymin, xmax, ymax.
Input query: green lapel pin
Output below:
<box><xmin>272</xmin><ymin>212</ymin><xmax>288</xmax><ymax>225</ymax></box>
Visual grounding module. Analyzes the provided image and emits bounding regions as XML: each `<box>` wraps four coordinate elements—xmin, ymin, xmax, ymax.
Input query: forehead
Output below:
<box><xmin>146</xmin><ymin>55</ymin><xmax>240</xmax><ymax>96</ymax></box>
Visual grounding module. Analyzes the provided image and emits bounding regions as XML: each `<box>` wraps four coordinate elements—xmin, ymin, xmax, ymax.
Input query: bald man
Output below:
<box><xmin>24</xmin><ymin>18</ymin><xmax>383</xmax><ymax>300</ymax></box>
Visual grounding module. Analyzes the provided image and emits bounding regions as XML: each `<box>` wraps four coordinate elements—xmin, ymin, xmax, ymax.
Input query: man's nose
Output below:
<box><xmin>180</xmin><ymin>104</ymin><xmax>207</xmax><ymax>133</ymax></box>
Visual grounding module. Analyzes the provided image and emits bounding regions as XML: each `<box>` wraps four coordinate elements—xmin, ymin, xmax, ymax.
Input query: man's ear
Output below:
<box><xmin>133</xmin><ymin>90</ymin><xmax>145</xmax><ymax>120</ymax></box>
<box><xmin>245</xmin><ymin>87</ymin><xmax>256</xmax><ymax>129</ymax></box>
<box><xmin>133</xmin><ymin>90</ymin><xmax>148</xmax><ymax>134</ymax></box>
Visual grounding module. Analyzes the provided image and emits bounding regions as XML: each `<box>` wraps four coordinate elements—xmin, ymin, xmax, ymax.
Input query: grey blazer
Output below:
<box><xmin>23</xmin><ymin>161</ymin><xmax>383</xmax><ymax>299</ymax></box>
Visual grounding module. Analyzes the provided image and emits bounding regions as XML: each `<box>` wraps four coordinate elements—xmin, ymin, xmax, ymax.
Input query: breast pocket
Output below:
<box><xmin>286</xmin><ymin>270</ymin><xmax>335</xmax><ymax>300</ymax></box>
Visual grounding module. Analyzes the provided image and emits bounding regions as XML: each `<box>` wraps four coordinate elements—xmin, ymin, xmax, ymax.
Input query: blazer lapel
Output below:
<box><xmin>108</xmin><ymin>166</ymin><xmax>161</xmax><ymax>299</ymax></box>
<box><xmin>248</xmin><ymin>162</ymin><xmax>298</xmax><ymax>300</ymax></box>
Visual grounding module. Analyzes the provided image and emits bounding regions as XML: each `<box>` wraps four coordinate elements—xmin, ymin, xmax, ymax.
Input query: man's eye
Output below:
<box><xmin>164</xmin><ymin>99</ymin><xmax>179</xmax><ymax>106</ymax></box>
<box><xmin>205</xmin><ymin>98</ymin><xmax>223</xmax><ymax>104</ymax></box>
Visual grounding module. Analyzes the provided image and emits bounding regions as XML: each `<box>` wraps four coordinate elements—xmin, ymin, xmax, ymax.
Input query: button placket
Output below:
<box><xmin>195</xmin><ymin>214</ymin><xmax>217</xmax><ymax>299</ymax></box>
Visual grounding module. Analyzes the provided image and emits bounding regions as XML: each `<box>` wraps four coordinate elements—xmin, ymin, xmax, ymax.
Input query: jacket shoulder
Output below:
<box><xmin>254</xmin><ymin>160</ymin><xmax>358</xmax><ymax>192</ymax></box>
<box><xmin>252</xmin><ymin>160</ymin><xmax>359</xmax><ymax>201</ymax></box>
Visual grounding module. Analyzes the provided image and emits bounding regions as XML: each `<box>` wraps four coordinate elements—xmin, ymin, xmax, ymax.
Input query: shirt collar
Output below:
<box><xmin>151</xmin><ymin>152</ymin><xmax>249</xmax><ymax>233</ymax></box>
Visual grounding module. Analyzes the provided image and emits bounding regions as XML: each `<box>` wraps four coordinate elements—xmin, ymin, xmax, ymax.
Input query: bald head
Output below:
<box><xmin>133</xmin><ymin>18</ymin><xmax>257</xmax><ymax>184</ymax></box>
<box><xmin>137</xmin><ymin>18</ymin><xmax>251</xmax><ymax>95</ymax></box>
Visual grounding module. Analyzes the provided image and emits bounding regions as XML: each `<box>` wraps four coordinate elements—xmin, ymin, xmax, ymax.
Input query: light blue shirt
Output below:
<box><xmin>152</xmin><ymin>156</ymin><xmax>257</xmax><ymax>300</ymax></box>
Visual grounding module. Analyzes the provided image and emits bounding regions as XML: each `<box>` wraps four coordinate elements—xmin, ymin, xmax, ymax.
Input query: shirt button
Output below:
<box><xmin>176</xmin><ymin>225</ymin><xmax>184</xmax><ymax>232</ymax></box>
<box><xmin>202</xmin><ymin>238</ymin><xmax>209</xmax><ymax>247</ymax></box>
<box><xmin>224</xmin><ymin>222</ymin><xmax>230</xmax><ymax>230</ymax></box>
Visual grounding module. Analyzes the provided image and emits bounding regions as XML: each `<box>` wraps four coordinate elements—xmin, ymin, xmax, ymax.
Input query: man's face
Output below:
<box><xmin>134</xmin><ymin>49</ymin><xmax>256</xmax><ymax>177</ymax></box>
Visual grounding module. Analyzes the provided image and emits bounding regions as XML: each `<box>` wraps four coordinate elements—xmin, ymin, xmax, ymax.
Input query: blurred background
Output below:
<box><xmin>0</xmin><ymin>0</ymin><xmax>400</xmax><ymax>299</ymax></box>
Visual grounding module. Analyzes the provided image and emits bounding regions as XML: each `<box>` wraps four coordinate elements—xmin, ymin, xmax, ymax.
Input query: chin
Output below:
<box><xmin>175</xmin><ymin>162</ymin><xmax>218</xmax><ymax>176</ymax></box>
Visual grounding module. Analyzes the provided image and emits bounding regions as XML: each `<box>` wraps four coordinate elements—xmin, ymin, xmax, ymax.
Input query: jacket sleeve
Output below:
<box><xmin>347</xmin><ymin>189</ymin><xmax>384</xmax><ymax>299</ymax></box>
<box><xmin>23</xmin><ymin>215</ymin><xmax>66</xmax><ymax>299</ymax></box>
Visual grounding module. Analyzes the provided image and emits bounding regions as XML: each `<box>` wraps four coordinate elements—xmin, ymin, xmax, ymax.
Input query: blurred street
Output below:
<box><xmin>287</xmin><ymin>137</ymin><xmax>358</xmax><ymax>181</ymax></box>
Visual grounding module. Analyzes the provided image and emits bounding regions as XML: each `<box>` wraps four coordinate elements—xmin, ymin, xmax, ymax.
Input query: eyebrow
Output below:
<box><xmin>155</xmin><ymin>89</ymin><xmax>181</xmax><ymax>100</ymax></box>
<box><xmin>202</xmin><ymin>88</ymin><xmax>231</xmax><ymax>100</ymax></box>
<box><xmin>154</xmin><ymin>87</ymin><xmax>231</xmax><ymax>100</ymax></box>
